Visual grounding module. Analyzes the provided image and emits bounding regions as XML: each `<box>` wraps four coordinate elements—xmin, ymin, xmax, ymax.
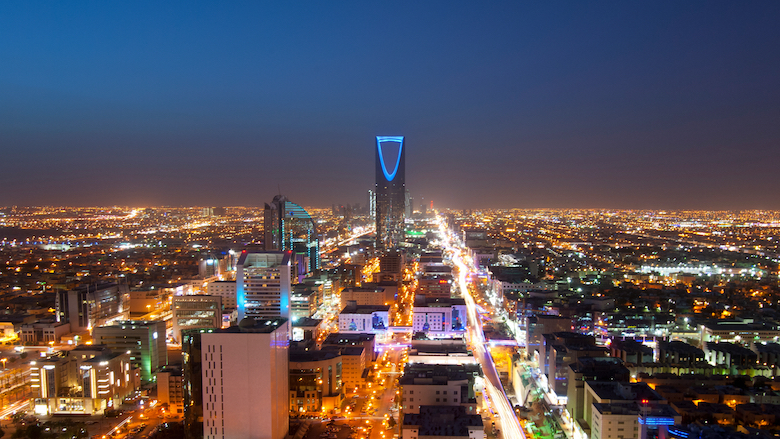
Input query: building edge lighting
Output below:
<box><xmin>376</xmin><ymin>136</ymin><xmax>404</xmax><ymax>182</ymax></box>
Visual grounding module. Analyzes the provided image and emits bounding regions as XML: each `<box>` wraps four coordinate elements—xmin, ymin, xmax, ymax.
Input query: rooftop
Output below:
<box><xmin>402</xmin><ymin>405</ymin><xmax>483</xmax><ymax>437</ymax></box>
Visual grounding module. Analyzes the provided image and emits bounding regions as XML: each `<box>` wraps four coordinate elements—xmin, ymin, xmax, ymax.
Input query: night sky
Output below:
<box><xmin>2</xmin><ymin>2</ymin><xmax>779</xmax><ymax>210</ymax></box>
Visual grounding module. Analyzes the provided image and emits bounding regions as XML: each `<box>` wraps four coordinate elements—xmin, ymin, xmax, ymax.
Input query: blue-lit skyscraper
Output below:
<box><xmin>264</xmin><ymin>195</ymin><xmax>320</xmax><ymax>274</ymax></box>
<box><xmin>375</xmin><ymin>136</ymin><xmax>406</xmax><ymax>249</ymax></box>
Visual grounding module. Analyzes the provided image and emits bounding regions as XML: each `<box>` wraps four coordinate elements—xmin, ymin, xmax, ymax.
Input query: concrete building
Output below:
<box><xmin>289</xmin><ymin>349</ymin><xmax>343</xmax><ymax>414</ymax></box>
<box><xmin>610</xmin><ymin>339</ymin><xmax>654</xmax><ymax>366</ymax></box>
<box><xmin>20</xmin><ymin>319</ymin><xmax>70</xmax><ymax>344</ymax></box>
<box><xmin>292</xmin><ymin>317</ymin><xmax>324</xmax><ymax>342</ymax></box>
<box><xmin>30</xmin><ymin>345</ymin><xmax>138</xmax><ymax>415</ymax></box>
<box><xmin>591</xmin><ymin>402</ymin><xmax>680</xmax><ymax>439</ymax></box>
<box><xmin>567</xmin><ymin>357</ymin><xmax>631</xmax><ymax>426</ymax></box>
<box><xmin>322</xmin><ymin>333</ymin><xmax>376</xmax><ymax>361</ymax></box>
<box><xmin>201</xmin><ymin>318</ymin><xmax>289</xmax><ymax>439</ymax></box>
<box><xmin>412</xmin><ymin>297</ymin><xmax>468</xmax><ymax>335</ymax></box>
<box><xmin>657</xmin><ymin>341</ymin><xmax>705</xmax><ymax>366</ymax></box>
<box><xmin>544</xmin><ymin>332</ymin><xmax>608</xmax><ymax>404</ymax></box>
<box><xmin>206</xmin><ymin>281</ymin><xmax>237</xmax><ymax>310</ymax></box>
<box><xmin>399</xmin><ymin>364</ymin><xmax>481</xmax><ymax>415</ymax></box>
<box><xmin>338</xmin><ymin>304</ymin><xmax>390</xmax><ymax>333</ymax></box>
<box><xmin>581</xmin><ymin>382</ymin><xmax>665</xmax><ymax>438</ymax></box>
<box><xmin>703</xmin><ymin>342</ymin><xmax>758</xmax><ymax>368</ymax></box>
<box><xmin>700</xmin><ymin>318</ymin><xmax>780</xmax><ymax>347</ymax></box>
<box><xmin>157</xmin><ymin>365</ymin><xmax>184</xmax><ymax>416</ymax></box>
<box><xmin>172</xmin><ymin>295</ymin><xmax>223</xmax><ymax>343</ymax></box>
<box><xmin>417</xmin><ymin>274</ymin><xmax>453</xmax><ymax>299</ymax></box>
<box><xmin>525</xmin><ymin>315</ymin><xmax>573</xmax><ymax>361</ymax></box>
<box><xmin>92</xmin><ymin>320</ymin><xmax>167</xmax><ymax>383</ymax></box>
<box><xmin>402</xmin><ymin>406</ymin><xmax>484</xmax><ymax>439</ymax></box>
<box><xmin>236</xmin><ymin>251</ymin><xmax>292</xmax><ymax>321</ymax></box>
<box><xmin>340</xmin><ymin>286</ymin><xmax>394</xmax><ymax>309</ymax></box>
<box><xmin>56</xmin><ymin>282</ymin><xmax>129</xmax><ymax>333</ymax></box>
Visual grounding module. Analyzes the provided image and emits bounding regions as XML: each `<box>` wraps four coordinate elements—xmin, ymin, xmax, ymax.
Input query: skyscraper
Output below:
<box><xmin>236</xmin><ymin>251</ymin><xmax>292</xmax><ymax>321</ymax></box>
<box><xmin>264</xmin><ymin>195</ymin><xmax>320</xmax><ymax>273</ymax></box>
<box><xmin>375</xmin><ymin>136</ymin><xmax>406</xmax><ymax>249</ymax></box>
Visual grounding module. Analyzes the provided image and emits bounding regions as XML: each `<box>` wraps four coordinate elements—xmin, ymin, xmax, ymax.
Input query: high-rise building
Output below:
<box><xmin>375</xmin><ymin>136</ymin><xmax>406</xmax><ymax>250</ymax></box>
<box><xmin>236</xmin><ymin>251</ymin><xmax>292</xmax><ymax>321</ymax></box>
<box><xmin>200</xmin><ymin>318</ymin><xmax>289</xmax><ymax>439</ymax></box>
<box><xmin>264</xmin><ymin>195</ymin><xmax>320</xmax><ymax>273</ymax></box>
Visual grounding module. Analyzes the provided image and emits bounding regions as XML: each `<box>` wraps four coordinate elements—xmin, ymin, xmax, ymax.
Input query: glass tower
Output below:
<box><xmin>264</xmin><ymin>195</ymin><xmax>320</xmax><ymax>273</ymax></box>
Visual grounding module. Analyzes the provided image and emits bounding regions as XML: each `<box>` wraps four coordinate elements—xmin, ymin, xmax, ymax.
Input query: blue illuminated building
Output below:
<box><xmin>264</xmin><ymin>195</ymin><xmax>320</xmax><ymax>274</ymax></box>
<box><xmin>236</xmin><ymin>251</ymin><xmax>292</xmax><ymax>322</ymax></box>
<box><xmin>375</xmin><ymin>136</ymin><xmax>406</xmax><ymax>250</ymax></box>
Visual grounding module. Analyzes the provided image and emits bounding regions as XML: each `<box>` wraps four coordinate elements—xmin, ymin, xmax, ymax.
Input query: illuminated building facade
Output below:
<box><xmin>172</xmin><ymin>295</ymin><xmax>223</xmax><ymax>343</ymax></box>
<box><xmin>92</xmin><ymin>320</ymin><xmax>167</xmax><ymax>384</ymax></box>
<box><xmin>236</xmin><ymin>251</ymin><xmax>292</xmax><ymax>321</ymax></box>
<box><xmin>264</xmin><ymin>195</ymin><xmax>320</xmax><ymax>274</ymax></box>
<box><xmin>30</xmin><ymin>345</ymin><xmax>137</xmax><ymax>415</ymax></box>
<box><xmin>375</xmin><ymin>136</ymin><xmax>406</xmax><ymax>250</ymax></box>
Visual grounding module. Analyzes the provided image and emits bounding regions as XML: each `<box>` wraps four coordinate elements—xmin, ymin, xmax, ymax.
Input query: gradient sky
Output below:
<box><xmin>2</xmin><ymin>1</ymin><xmax>779</xmax><ymax>210</ymax></box>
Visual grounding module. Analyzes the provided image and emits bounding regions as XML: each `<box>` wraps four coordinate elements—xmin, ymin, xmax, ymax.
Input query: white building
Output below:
<box><xmin>236</xmin><ymin>251</ymin><xmax>292</xmax><ymax>321</ymax></box>
<box><xmin>412</xmin><ymin>298</ymin><xmax>468</xmax><ymax>335</ymax></box>
<box><xmin>201</xmin><ymin>318</ymin><xmax>289</xmax><ymax>439</ymax></box>
<box><xmin>591</xmin><ymin>402</ymin><xmax>680</xmax><ymax>439</ymax></box>
<box><xmin>338</xmin><ymin>304</ymin><xmax>390</xmax><ymax>333</ymax></box>
<box><xmin>206</xmin><ymin>281</ymin><xmax>237</xmax><ymax>310</ymax></box>
<box><xmin>399</xmin><ymin>364</ymin><xmax>480</xmax><ymax>415</ymax></box>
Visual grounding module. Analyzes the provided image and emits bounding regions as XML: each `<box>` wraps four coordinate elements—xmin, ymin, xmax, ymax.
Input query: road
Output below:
<box><xmin>442</xmin><ymin>222</ymin><xmax>526</xmax><ymax>439</ymax></box>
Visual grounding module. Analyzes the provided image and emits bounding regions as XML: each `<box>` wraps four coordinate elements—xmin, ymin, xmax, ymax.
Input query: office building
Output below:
<box><xmin>157</xmin><ymin>365</ymin><xmax>184</xmax><ymax>416</ymax></box>
<box><xmin>172</xmin><ymin>295</ymin><xmax>223</xmax><ymax>343</ymax></box>
<box><xmin>417</xmin><ymin>274</ymin><xmax>454</xmax><ymax>299</ymax></box>
<box><xmin>375</xmin><ymin>136</ymin><xmax>406</xmax><ymax>250</ymax></box>
<box><xmin>30</xmin><ymin>345</ymin><xmax>137</xmax><ymax>415</ymax></box>
<box><xmin>56</xmin><ymin>282</ymin><xmax>129</xmax><ymax>332</ymax></box>
<box><xmin>236</xmin><ymin>251</ymin><xmax>292</xmax><ymax>321</ymax></box>
<box><xmin>201</xmin><ymin>318</ymin><xmax>289</xmax><ymax>439</ymax></box>
<box><xmin>92</xmin><ymin>320</ymin><xmax>167</xmax><ymax>383</ymax></box>
<box><xmin>289</xmin><ymin>348</ymin><xmax>343</xmax><ymax>414</ymax></box>
<box><xmin>399</xmin><ymin>364</ymin><xmax>481</xmax><ymax>414</ymax></box>
<box><xmin>264</xmin><ymin>195</ymin><xmax>320</xmax><ymax>273</ymax></box>
<box><xmin>206</xmin><ymin>281</ymin><xmax>237</xmax><ymax>310</ymax></box>
<box><xmin>339</xmin><ymin>286</ymin><xmax>394</xmax><ymax>309</ymax></box>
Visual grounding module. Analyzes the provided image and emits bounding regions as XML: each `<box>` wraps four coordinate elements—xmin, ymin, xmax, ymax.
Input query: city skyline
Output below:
<box><xmin>2</xmin><ymin>2</ymin><xmax>780</xmax><ymax>210</ymax></box>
